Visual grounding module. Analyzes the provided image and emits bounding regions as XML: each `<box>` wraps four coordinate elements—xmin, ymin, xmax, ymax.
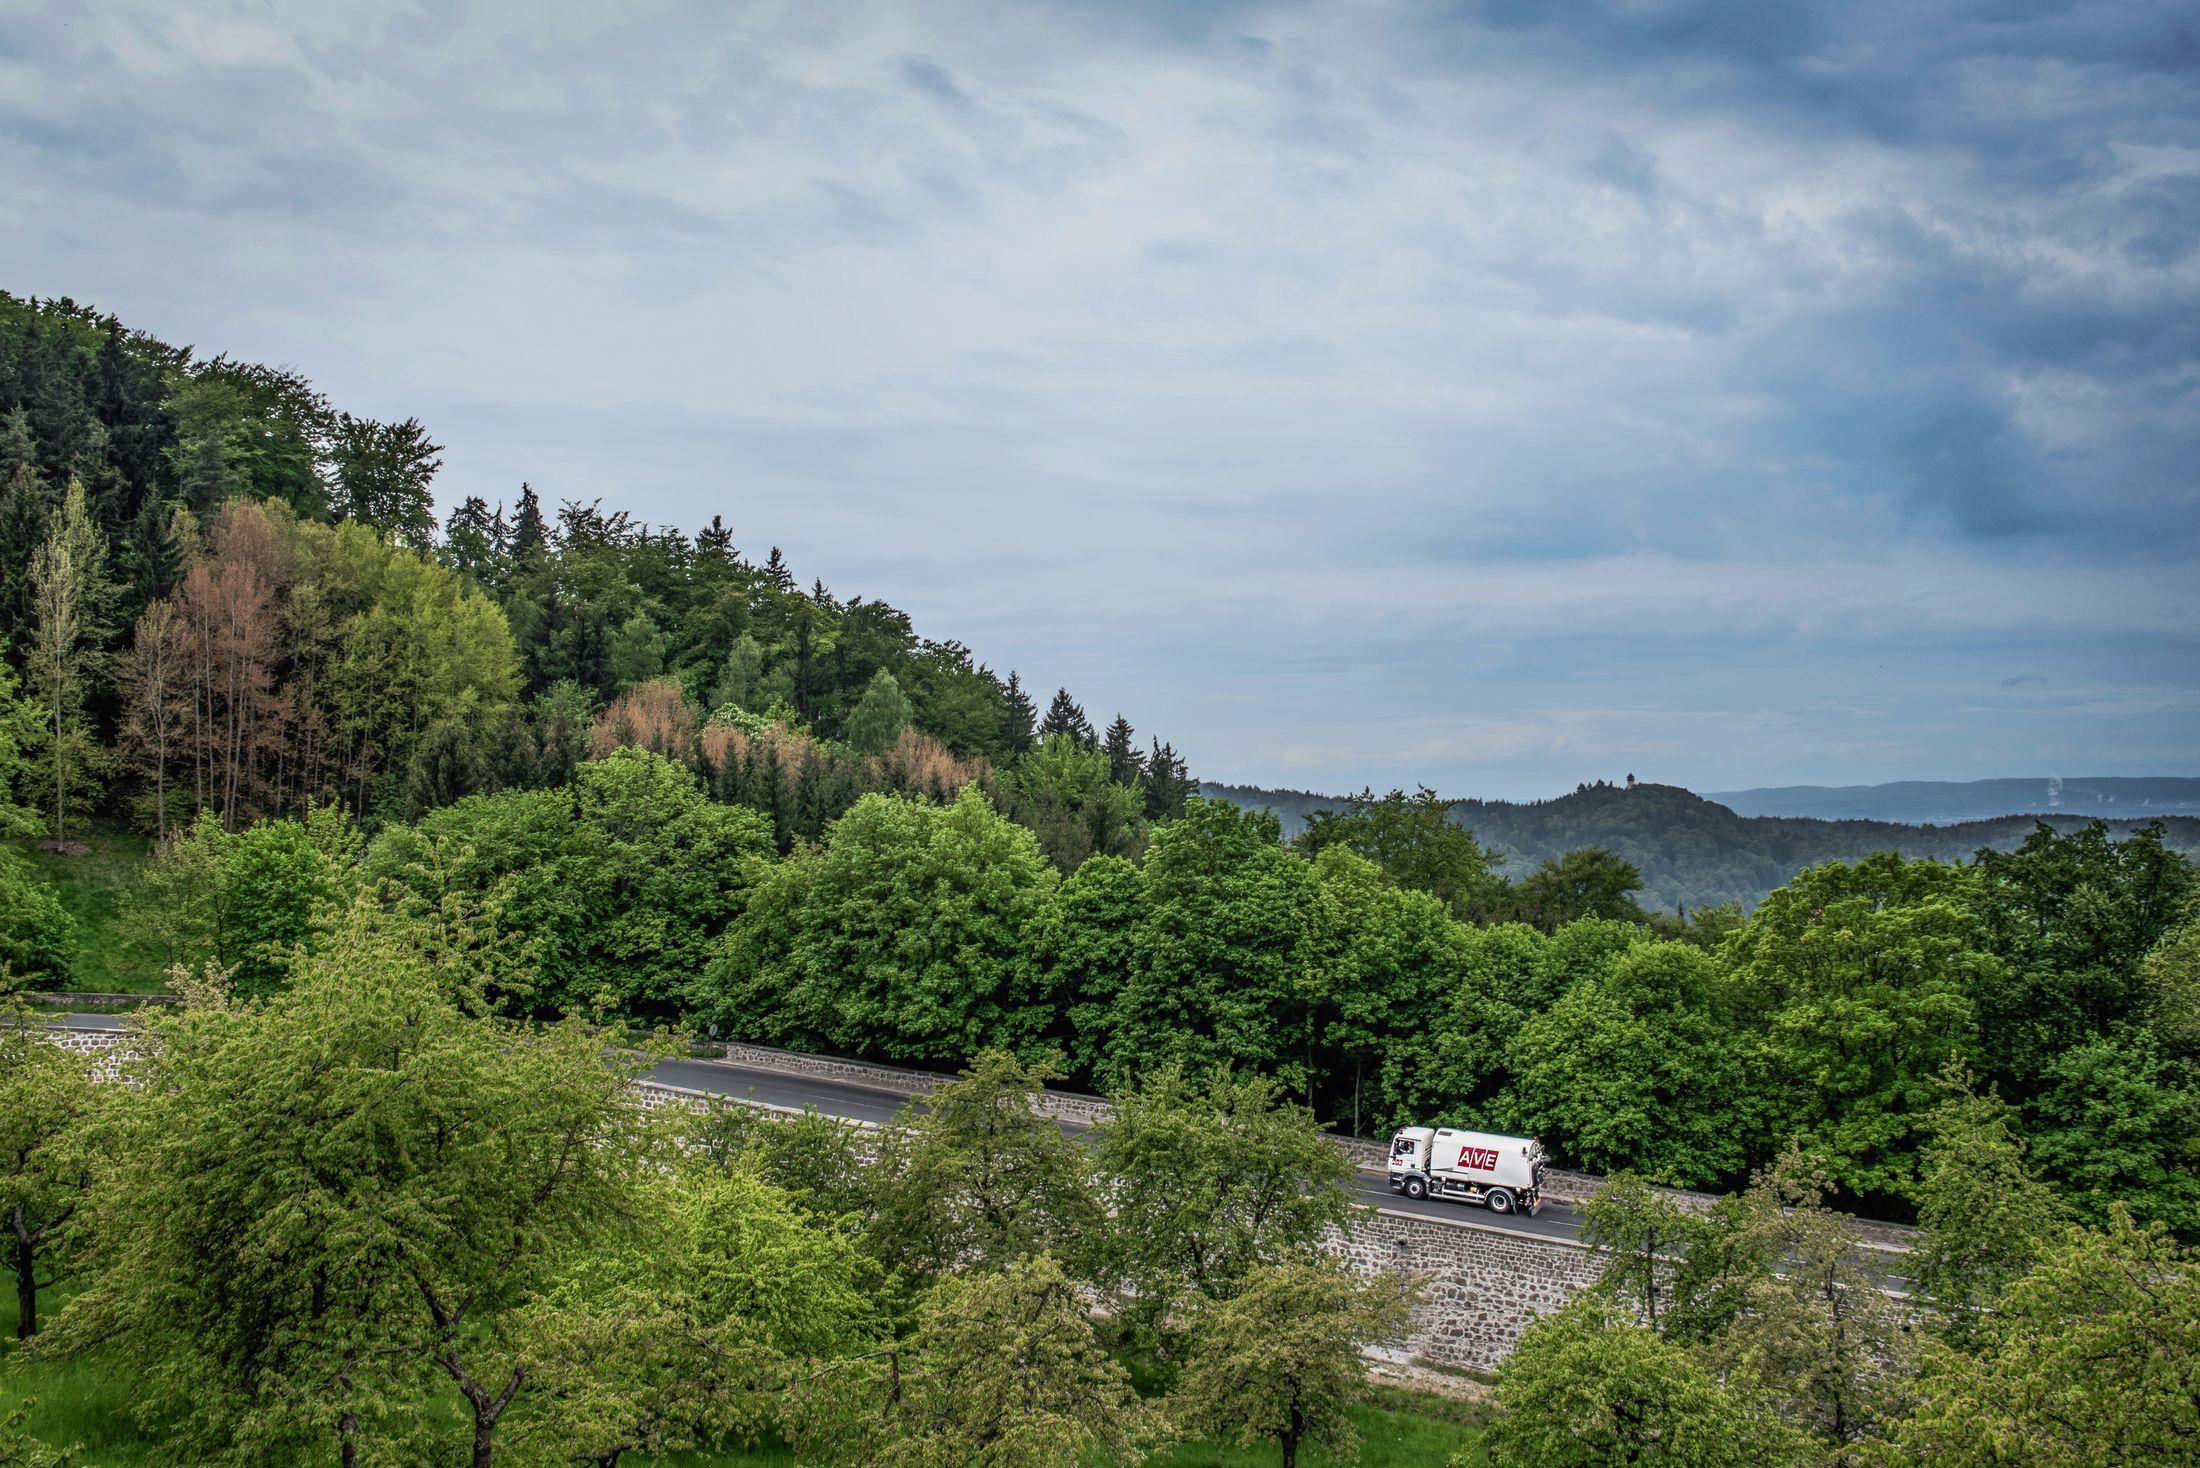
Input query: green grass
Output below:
<box><xmin>5</xmin><ymin>1286</ymin><xmax>1482</xmax><ymax>1467</ymax></box>
<box><xmin>9</xmin><ymin>827</ymin><xmax>168</xmax><ymax>994</ymax></box>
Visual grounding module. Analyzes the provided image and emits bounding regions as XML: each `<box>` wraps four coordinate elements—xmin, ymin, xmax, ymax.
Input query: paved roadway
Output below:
<box><xmin>55</xmin><ymin>1013</ymin><xmax>1592</xmax><ymax>1246</ymax></box>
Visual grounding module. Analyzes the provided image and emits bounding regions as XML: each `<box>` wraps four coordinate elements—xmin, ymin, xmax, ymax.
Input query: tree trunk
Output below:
<box><xmin>1281</xmin><ymin>1430</ymin><xmax>1298</xmax><ymax>1468</ymax></box>
<box><xmin>14</xmin><ymin>1234</ymin><xmax>37</xmax><ymax>1339</ymax></box>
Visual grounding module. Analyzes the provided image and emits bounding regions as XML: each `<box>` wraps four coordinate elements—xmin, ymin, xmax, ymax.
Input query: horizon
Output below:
<box><xmin>7</xmin><ymin>1</ymin><xmax>2196</xmax><ymax>793</ymax></box>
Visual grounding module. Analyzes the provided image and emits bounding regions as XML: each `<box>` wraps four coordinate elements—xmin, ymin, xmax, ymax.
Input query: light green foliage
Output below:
<box><xmin>842</xmin><ymin>668</ymin><xmax>913</xmax><ymax>755</ymax></box>
<box><xmin>1580</xmin><ymin>1173</ymin><xmax>1768</xmax><ymax>1345</ymax></box>
<box><xmin>1898</xmin><ymin>1207</ymin><xmax>2200</xmax><ymax>1467</ymax></box>
<box><xmin>1725</xmin><ymin>853</ymin><xmax>1990</xmax><ymax>1202</ymax></box>
<box><xmin>304</xmin><ymin>518</ymin><xmax>520</xmax><ymax>812</ymax></box>
<box><xmin>2147</xmin><ymin>896</ymin><xmax>2200</xmax><ymax>1052</ymax></box>
<box><xmin>1092</xmin><ymin>1065</ymin><xmax>1356</xmax><ymax>1343</ymax></box>
<box><xmin>373</xmin><ymin>748</ymin><xmax>774</xmax><ymax>1012</ymax></box>
<box><xmin>508</xmin><ymin>1168</ymin><xmax>876</xmax><ymax>1467</ymax></box>
<box><xmin>871</xmin><ymin>1051</ymin><xmax>1101</xmax><ymax>1283</ymax></box>
<box><xmin>606</xmin><ymin>610</ymin><xmax>666</xmax><ymax>687</ymax></box>
<box><xmin>0</xmin><ymin>854</ymin><xmax>74</xmax><ymax>989</ymax></box>
<box><xmin>1003</xmin><ymin>733</ymin><xmax>1146</xmax><ymax>871</ymax></box>
<box><xmin>1172</xmin><ymin>1259</ymin><xmax>1411</xmax><ymax>1468</ymax></box>
<box><xmin>24</xmin><ymin>481</ymin><xmax>117</xmax><ymax>842</ymax></box>
<box><xmin>1500</xmin><ymin>941</ymin><xmax>1752</xmax><ymax>1185</ymax></box>
<box><xmin>685</xmin><ymin>1104</ymin><xmax>876</xmax><ymax>1229</ymax></box>
<box><xmin>0</xmin><ymin>1400</ymin><xmax>78</xmax><ymax>1468</ymax></box>
<box><xmin>1912</xmin><ymin>1077</ymin><xmax>2067</xmax><ymax>1349</ymax></box>
<box><xmin>51</xmin><ymin>899</ymin><xmax>676</xmax><ymax>1467</ymax></box>
<box><xmin>1477</xmin><ymin>1298</ymin><xmax>1806</xmax><ymax>1468</ymax></box>
<box><xmin>125</xmin><ymin>806</ymin><xmax>360</xmax><ymax>997</ymax></box>
<box><xmin>1095</xmin><ymin>798</ymin><xmax>1320</xmax><ymax>1092</ymax></box>
<box><xmin>1708</xmin><ymin>1148</ymin><xmax>1913</xmax><ymax>1455</ymax></box>
<box><xmin>796</xmin><ymin>1254</ymin><xmax>1156</xmax><ymax>1468</ymax></box>
<box><xmin>1295</xmin><ymin>786</ymin><xmax>1506</xmax><ymax>921</ymax></box>
<box><xmin>702</xmin><ymin>787</ymin><xmax>1056</xmax><ymax>1062</ymax></box>
<box><xmin>0</xmin><ymin>999</ymin><xmax>103</xmax><ymax>1338</ymax></box>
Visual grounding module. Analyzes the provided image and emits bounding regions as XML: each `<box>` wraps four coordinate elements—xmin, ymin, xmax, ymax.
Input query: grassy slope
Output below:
<box><xmin>8</xmin><ymin>828</ymin><xmax>168</xmax><ymax>994</ymax></box>
<box><xmin>3</xmin><ymin>1289</ymin><xmax>1482</xmax><ymax>1466</ymax></box>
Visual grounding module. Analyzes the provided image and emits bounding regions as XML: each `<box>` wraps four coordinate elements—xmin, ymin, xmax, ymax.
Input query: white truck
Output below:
<box><xmin>1387</xmin><ymin>1126</ymin><xmax>1546</xmax><ymax>1217</ymax></box>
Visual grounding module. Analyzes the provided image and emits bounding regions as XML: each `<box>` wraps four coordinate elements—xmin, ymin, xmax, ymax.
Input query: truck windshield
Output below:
<box><xmin>1390</xmin><ymin>1137</ymin><xmax>1416</xmax><ymax>1156</ymax></box>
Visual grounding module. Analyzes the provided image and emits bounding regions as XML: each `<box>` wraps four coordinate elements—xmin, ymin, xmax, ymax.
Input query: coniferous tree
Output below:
<box><xmin>1040</xmin><ymin>687</ymin><xmax>1094</xmax><ymax>747</ymax></box>
<box><xmin>509</xmin><ymin>482</ymin><xmax>547</xmax><ymax>563</ymax></box>
<box><xmin>1000</xmin><ymin>672</ymin><xmax>1038</xmax><ymax>756</ymax></box>
<box><xmin>330</xmin><ymin>413</ymin><xmax>442</xmax><ymax>548</ymax></box>
<box><xmin>1102</xmin><ymin>714</ymin><xmax>1142</xmax><ymax>786</ymax></box>
<box><xmin>695</xmin><ymin>514</ymin><xmax>735</xmax><ymax>561</ymax></box>
<box><xmin>1144</xmin><ymin>738</ymin><xmax>1193</xmax><ymax>822</ymax></box>
<box><xmin>121</xmin><ymin>495</ymin><xmax>186</xmax><ymax>608</ymax></box>
<box><xmin>764</xmin><ymin>546</ymin><xmax>796</xmax><ymax>593</ymax></box>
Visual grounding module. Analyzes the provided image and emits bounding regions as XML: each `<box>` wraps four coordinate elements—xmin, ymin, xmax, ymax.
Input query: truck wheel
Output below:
<box><xmin>1486</xmin><ymin>1188</ymin><xmax>1516</xmax><ymax>1214</ymax></box>
<box><xmin>1404</xmin><ymin>1176</ymin><xmax>1428</xmax><ymax>1200</ymax></box>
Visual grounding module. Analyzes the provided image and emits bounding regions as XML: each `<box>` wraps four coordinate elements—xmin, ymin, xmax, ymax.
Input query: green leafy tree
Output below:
<box><xmin>605</xmin><ymin>610</ymin><xmax>666</xmax><ymax>687</ymax></box>
<box><xmin>1477</xmin><ymin>1298</ymin><xmax>1807</xmax><ymax>1468</ymax></box>
<box><xmin>0</xmin><ymin>999</ymin><xmax>102</xmax><ymax>1337</ymax></box>
<box><xmin>1580</xmin><ymin>1172</ymin><xmax>1769</xmax><ymax>1346</ymax></box>
<box><xmin>1297</xmin><ymin>786</ymin><xmax>1505</xmax><ymax>920</ymax></box>
<box><xmin>1912</xmin><ymin>1075</ymin><xmax>2066</xmax><ymax>1349</ymax></box>
<box><xmin>1303</xmin><ymin>846</ymin><xmax>1468</xmax><ymax>1133</ymax></box>
<box><xmin>330</xmin><ymin>413</ymin><xmax>442</xmax><ymax>548</ymax></box>
<box><xmin>126</xmin><ymin>808</ymin><xmax>360</xmax><ymax>998</ymax></box>
<box><xmin>1096</xmin><ymin>798</ymin><xmax>1320</xmax><ymax>1091</ymax></box>
<box><xmin>374</xmin><ymin>749</ymin><xmax>773</xmax><ymax>1013</ymax></box>
<box><xmin>52</xmin><ymin>901</ymin><xmax>676</xmax><ymax>1468</ymax></box>
<box><xmin>1003</xmin><ymin>734</ymin><xmax>1146</xmax><ymax>871</ymax></box>
<box><xmin>2025</xmin><ymin>1030</ymin><xmax>2200</xmax><ymax>1237</ymax></box>
<box><xmin>1172</xmin><ymin>1259</ymin><xmax>1411</xmax><ymax>1468</ymax></box>
<box><xmin>508</xmin><ymin>1168</ymin><xmax>876</xmax><ymax>1468</ymax></box>
<box><xmin>684</xmin><ymin>1103</ymin><xmax>875</xmax><ymax>1229</ymax></box>
<box><xmin>0</xmin><ymin>853</ymin><xmax>74</xmax><ymax>989</ymax></box>
<box><xmin>0</xmin><ymin>655</ymin><xmax>47</xmax><ymax>840</ymax></box>
<box><xmin>1726</xmin><ymin>853</ymin><xmax>1990</xmax><ymax>1203</ymax></box>
<box><xmin>1898</xmin><ymin>1207</ymin><xmax>2200</xmax><ymax>1467</ymax></box>
<box><xmin>1513</xmin><ymin>847</ymin><xmax>1649</xmax><ymax>930</ymax></box>
<box><xmin>1499</xmin><ymin>940</ymin><xmax>1752</xmax><ymax>1186</ymax></box>
<box><xmin>25</xmin><ymin>480</ymin><xmax>117</xmax><ymax>843</ymax></box>
<box><xmin>1027</xmin><ymin>852</ymin><xmax>1148</xmax><ymax>1077</ymax></box>
<box><xmin>843</xmin><ymin>668</ymin><xmax>914</xmax><ymax>755</ymax></box>
<box><xmin>0</xmin><ymin>1400</ymin><xmax>78</xmax><ymax>1468</ymax></box>
<box><xmin>871</xmin><ymin>1051</ymin><xmax>1101</xmax><ymax>1284</ymax></box>
<box><xmin>701</xmin><ymin>786</ymin><xmax>1056</xmax><ymax>1060</ymax></box>
<box><xmin>797</xmin><ymin>1254</ymin><xmax>1155</xmax><ymax>1468</ymax></box>
<box><xmin>1091</xmin><ymin>1065</ymin><xmax>1356</xmax><ymax>1345</ymax></box>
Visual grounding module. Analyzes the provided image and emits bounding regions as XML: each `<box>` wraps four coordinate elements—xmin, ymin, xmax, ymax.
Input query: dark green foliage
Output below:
<box><xmin>1039</xmin><ymin>686</ymin><xmax>1093</xmax><ymax>746</ymax></box>
<box><xmin>1512</xmin><ymin>847</ymin><xmax>1649</xmax><ymax>930</ymax></box>
<box><xmin>329</xmin><ymin>413</ymin><xmax>441</xmax><ymax>548</ymax></box>
<box><xmin>1296</xmin><ymin>787</ymin><xmax>1506</xmax><ymax>920</ymax></box>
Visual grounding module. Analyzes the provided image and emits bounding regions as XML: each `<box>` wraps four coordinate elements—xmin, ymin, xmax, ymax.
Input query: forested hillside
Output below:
<box><xmin>1207</xmin><ymin>778</ymin><xmax>2200</xmax><ymax>912</ymax></box>
<box><xmin>1709</xmin><ymin>775</ymin><xmax>2200</xmax><ymax>823</ymax></box>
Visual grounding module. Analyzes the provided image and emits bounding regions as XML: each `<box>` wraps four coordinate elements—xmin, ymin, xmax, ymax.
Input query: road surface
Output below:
<box><xmin>53</xmin><ymin>1013</ymin><xmax>1592</xmax><ymax>1246</ymax></box>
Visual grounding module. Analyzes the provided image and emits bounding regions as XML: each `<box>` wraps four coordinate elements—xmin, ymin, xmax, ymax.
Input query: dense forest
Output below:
<box><xmin>2</xmin><ymin>290</ymin><xmax>2196</xmax><ymax>1234</ymax></box>
<box><xmin>1207</xmin><ymin>777</ymin><xmax>2200</xmax><ymax>912</ymax></box>
<box><xmin>2</xmin><ymin>291</ymin><xmax>2198</xmax><ymax>1466</ymax></box>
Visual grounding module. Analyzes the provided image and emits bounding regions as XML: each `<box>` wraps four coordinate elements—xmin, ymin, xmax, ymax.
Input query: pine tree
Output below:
<box><xmin>26</xmin><ymin>481</ymin><xmax>118</xmax><ymax>843</ymax></box>
<box><xmin>695</xmin><ymin>514</ymin><xmax>735</xmax><ymax>561</ymax></box>
<box><xmin>0</xmin><ymin>416</ymin><xmax>49</xmax><ymax>636</ymax></box>
<box><xmin>1040</xmin><ymin>688</ymin><xmax>1094</xmax><ymax>747</ymax></box>
<box><xmin>1102</xmin><ymin>714</ymin><xmax>1142</xmax><ymax>785</ymax></box>
<box><xmin>174</xmin><ymin>430</ymin><xmax>231</xmax><ymax>512</ymax></box>
<box><xmin>123</xmin><ymin>495</ymin><xmax>187</xmax><ymax>607</ymax></box>
<box><xmin>1000</xmin><ymin>672</ymin><xmax>1038</xmax><ymax>756</ymax></box>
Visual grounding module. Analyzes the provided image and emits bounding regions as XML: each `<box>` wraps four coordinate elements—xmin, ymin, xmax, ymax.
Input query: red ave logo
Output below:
<box><xmin>1457</xmin><ymin>1147</ymin><xmax>1500</xmax><ymax>1171</ymax></box>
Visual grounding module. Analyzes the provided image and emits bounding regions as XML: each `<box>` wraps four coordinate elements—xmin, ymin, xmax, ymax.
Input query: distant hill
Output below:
<box><xmin>1705</xmin><ymin>776</ymin><xmax>2200</xmax><ymax>824</ymax></box>
<box><xmin>1199</xmin><ymin>779</ymin><xmax>2200</xmax><ymax>914</ymax></box>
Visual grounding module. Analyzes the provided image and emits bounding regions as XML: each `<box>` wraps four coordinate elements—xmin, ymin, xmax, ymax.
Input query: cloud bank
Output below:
<box><xmin>4</xmin><ymin>0</ymin><xmax>2194</xmax><ymax>795</ymax></box>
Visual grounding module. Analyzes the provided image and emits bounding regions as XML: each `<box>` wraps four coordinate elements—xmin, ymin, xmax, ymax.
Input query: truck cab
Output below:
<box><xmin>1388</xmin><ymin>1125</ymin><xmax>1544</xmax><ymax>1217</ymax></box>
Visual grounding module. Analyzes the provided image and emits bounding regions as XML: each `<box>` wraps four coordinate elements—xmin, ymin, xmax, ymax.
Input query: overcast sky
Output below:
<box><xmin>6</xmin><ymin>1</ymin><xmax>2196</xmax><ymax>798</ymax></box>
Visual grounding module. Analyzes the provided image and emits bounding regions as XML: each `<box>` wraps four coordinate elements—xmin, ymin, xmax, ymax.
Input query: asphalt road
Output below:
<box><xmin>55</xmin><ymin>1013</ymin><xmax>1591</xmax><ymax>1246</ymax></box>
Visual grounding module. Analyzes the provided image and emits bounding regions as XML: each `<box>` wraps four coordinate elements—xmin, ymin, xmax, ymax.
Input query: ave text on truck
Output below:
<box><xmin>1387</xmin><ymin>1127</ymin><xmax>1545</xmax><ymax>1216</ymax></box>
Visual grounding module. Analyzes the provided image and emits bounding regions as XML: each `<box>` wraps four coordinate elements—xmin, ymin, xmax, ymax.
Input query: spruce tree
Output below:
<box><xmin>764</xmin><ymin>546</ymin><xmax>797</xmax><ymax>593</ymax></box>
<box><xmin>121</xmin><ymin>495</ymin><xmax>186</xmax><ymax>608</ymax></box>
<box><xmin>1102</xmin><ymin>714</ymin><xmax>1142</xmax><ymax>785</ymax></box>
<box><xmin>1000</xmin><ymin>672</ymin><xmax>1038</xmax><ymax>756</ymax></box>
<box><xmin>695</xmin><ymin>514</ymin><xmax>735</xmax><ymax>561</ymax></box>
<box><xmin>1040</xmin><ymin>687</ymin><xmax>1094</xmax><ymax>746</ymax></box>
<box><xmin>510</xmin><ymin>482</ymin><xmax>547</xmax><ymax>563</ymax></box>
